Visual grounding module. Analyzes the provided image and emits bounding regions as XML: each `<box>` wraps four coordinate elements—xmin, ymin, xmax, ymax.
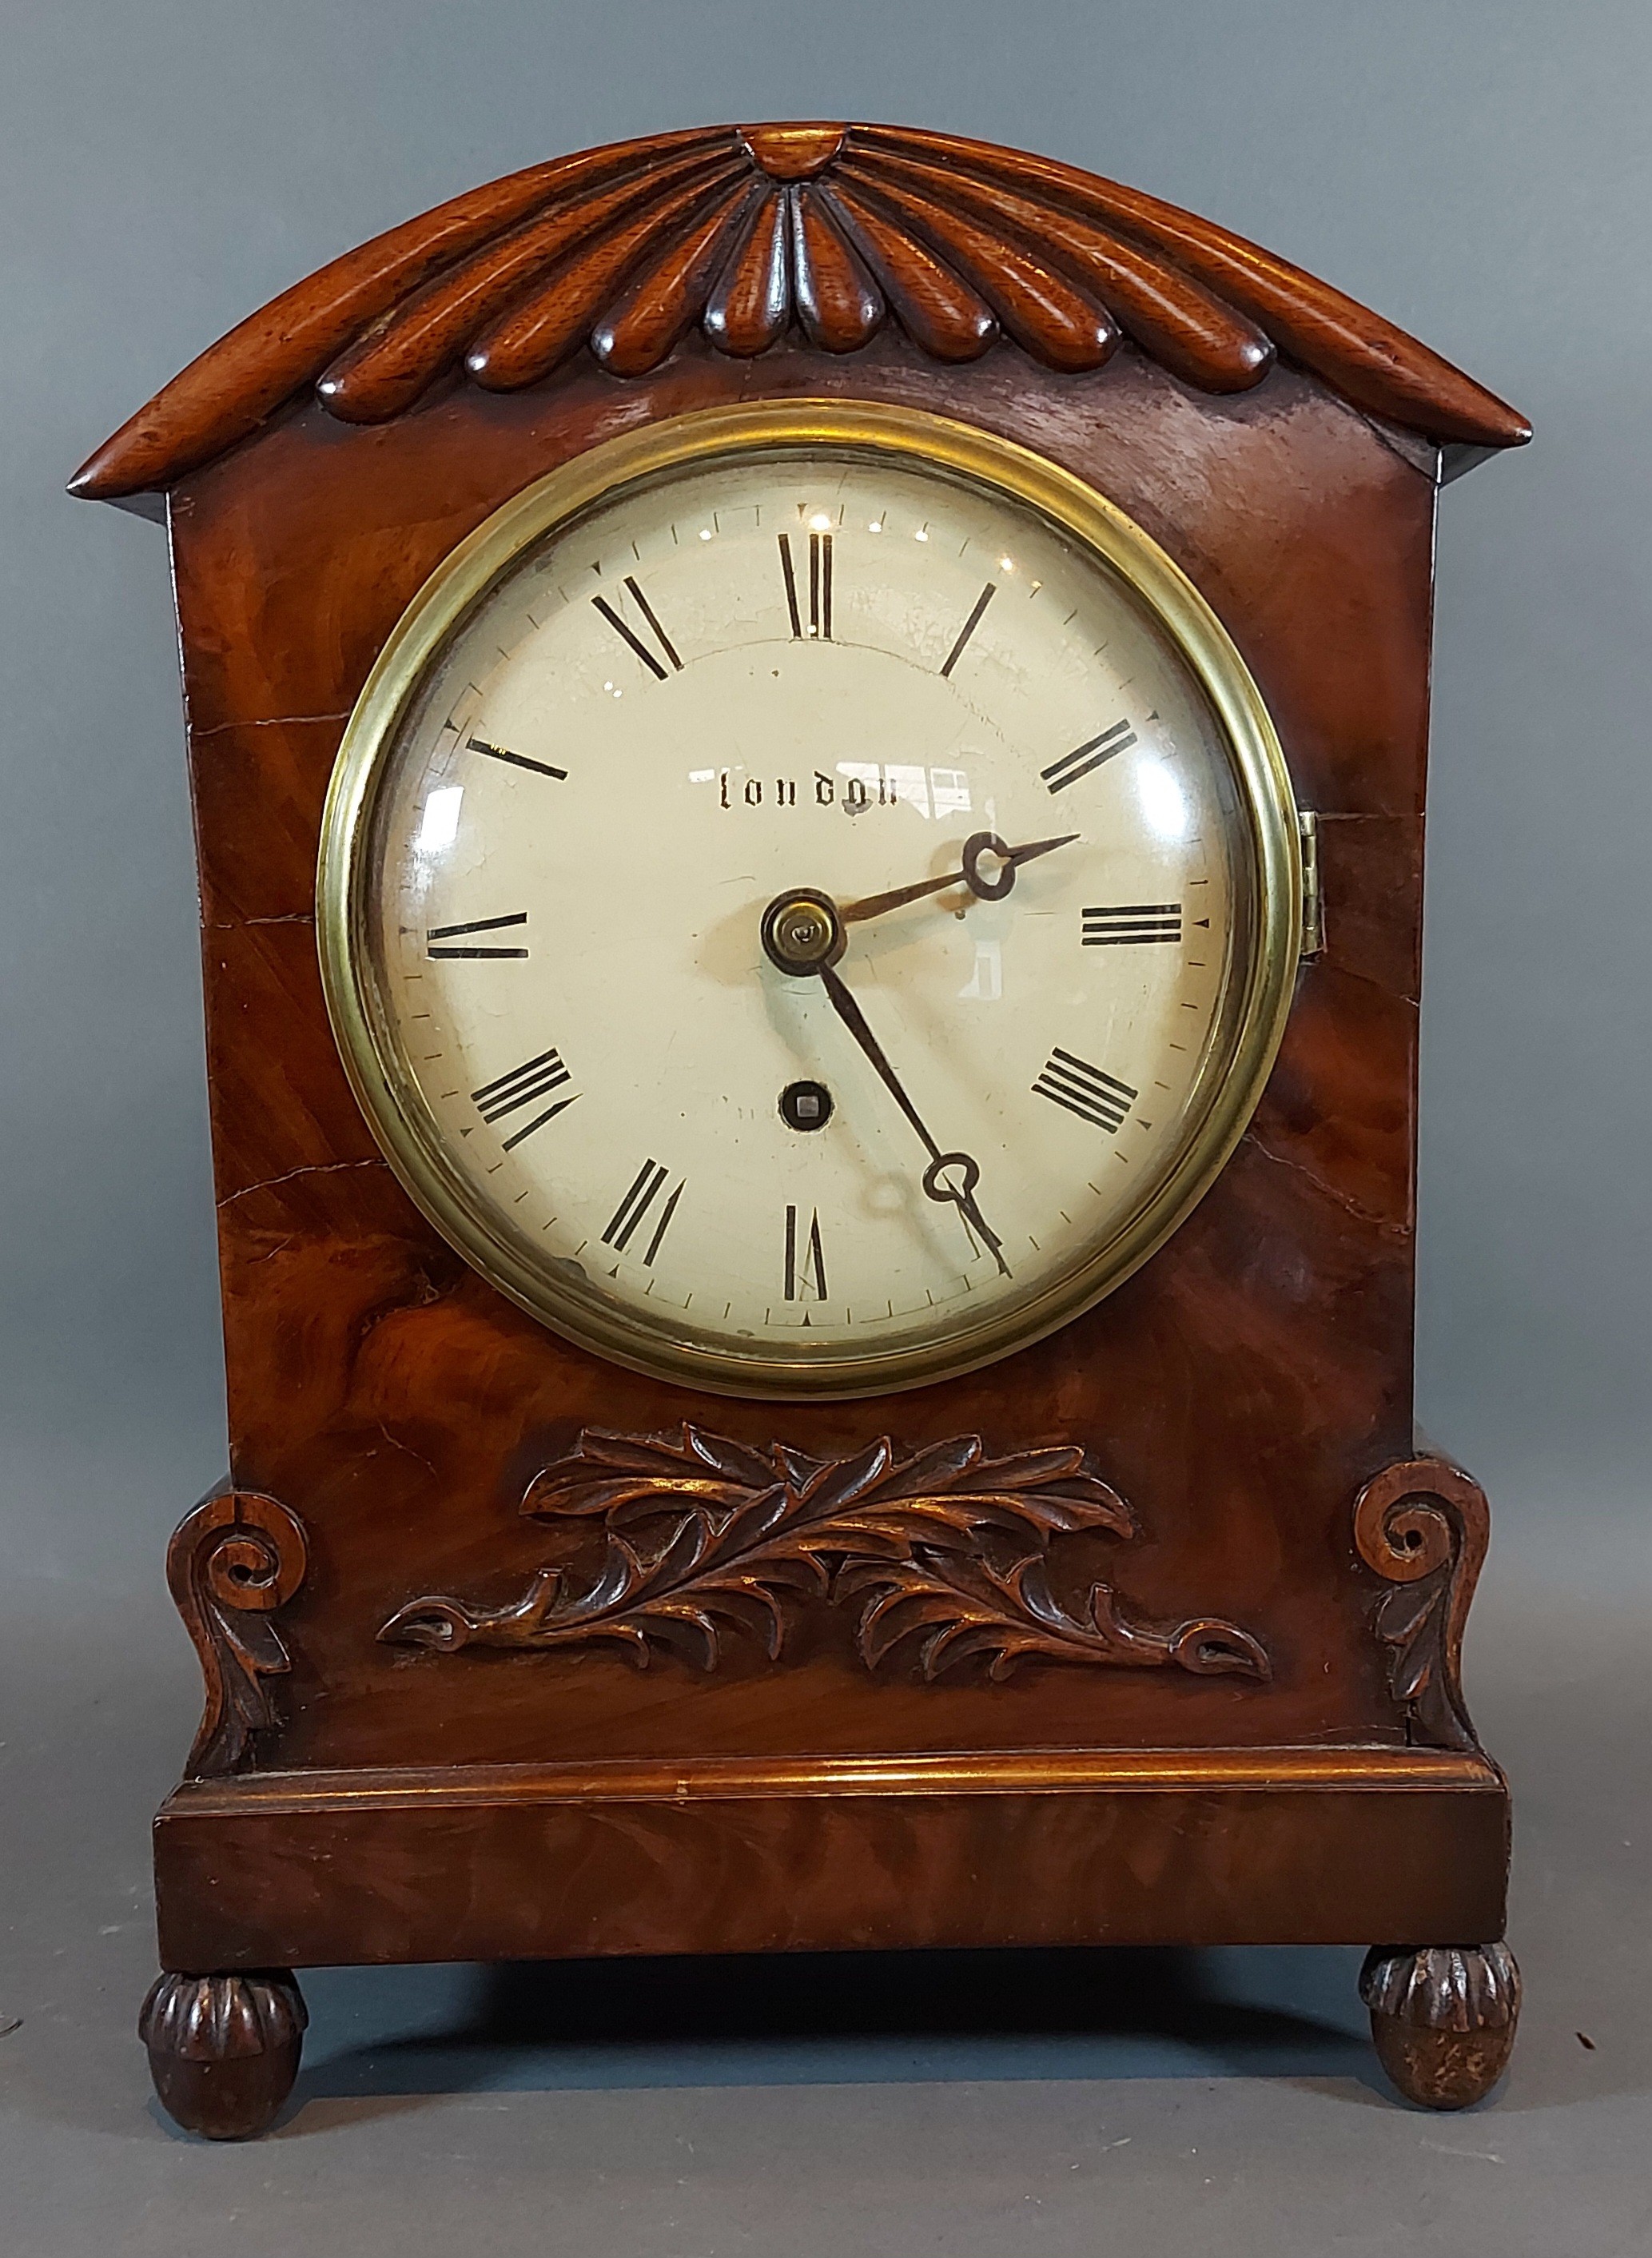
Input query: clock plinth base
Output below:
<box><xmin>152</xmin><ymin>1747</ymin><xmax>1508</xmax><ymax>1961</ymax></box>
<box><xmin>1359</xmin><ymin>1942</ymin><xmax>1521</xmax><ymax>2110</ymax></box>
<box><xmin>139</xmin><ymin>1969</ymin><xmax>306</xmax><ymax>2141</ymax></box>
<box><xmin>137</xmin><ymin>1761</ymin><xmax>1511</xmax><ymax>2132</ymax></box>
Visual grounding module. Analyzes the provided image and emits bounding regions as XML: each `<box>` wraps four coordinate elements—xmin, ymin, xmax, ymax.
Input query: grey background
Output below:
<box><xmin>2</xmin><ymin>4</ymin><xmax>1648</xmax><ymax>2252</ymax></box>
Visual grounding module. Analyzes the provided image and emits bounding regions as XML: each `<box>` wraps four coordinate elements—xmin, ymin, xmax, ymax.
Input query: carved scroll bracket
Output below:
<box><xmin>1353</xmin><ymin>1456</ymin><xmax>1489</xmax><ymax>1751</ymax></box>
<box><xmin>380</xmin><ymin>1426</ymin><xmax>1269</xmax><ymax>1687</ymax></box>
<box><xmin>167</xmin><ymin>1486</ymin><xmax>309</xmax><ymax>1776</ymax></box>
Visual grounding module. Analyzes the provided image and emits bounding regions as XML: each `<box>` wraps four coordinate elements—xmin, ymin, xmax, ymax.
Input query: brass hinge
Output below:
<box><xmin>1299</xmin><ymin>809</ymin><xmax>1324</xmax><ymax>958</ymax></box>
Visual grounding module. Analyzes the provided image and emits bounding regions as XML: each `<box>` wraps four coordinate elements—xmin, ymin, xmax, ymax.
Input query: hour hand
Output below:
<box><xmin>840</xmin><ymin>830</ymin><xmax>1078</xmax><ymax>926</ymax></box>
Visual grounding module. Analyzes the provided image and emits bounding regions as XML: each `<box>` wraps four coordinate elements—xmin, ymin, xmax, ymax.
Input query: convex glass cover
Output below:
<box><xmin>319</xmin><ymin>404</ymin><xmax>1301</xmax><ymax>1396</ymax></box>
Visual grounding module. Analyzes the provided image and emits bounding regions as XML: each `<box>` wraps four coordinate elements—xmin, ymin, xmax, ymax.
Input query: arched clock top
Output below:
<box><xmin>70</xmin><ymin>119</ymin><xmax>1529</xmax><ymax>503</ymax></box>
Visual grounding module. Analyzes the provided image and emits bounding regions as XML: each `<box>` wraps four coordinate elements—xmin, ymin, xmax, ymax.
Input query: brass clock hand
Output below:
<box><xmin>818</xmin><ymin>962</ymin><xmax>1012</xmax><ymax>1276</ymax></box>
<box><xmin>760</xmin><ymin>887</ymin><xmax>1012</xmax><ymax>1274</ymax></box>
<box><xmin>840</xmin><ymin>829</ymin><xmax>1078</xmax><ymax>926</ymax></box>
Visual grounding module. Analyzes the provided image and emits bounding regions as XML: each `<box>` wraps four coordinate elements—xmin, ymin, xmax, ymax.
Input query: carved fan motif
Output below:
<box><xmin>73</xmin><ymin>120</ymin><xmax>1529</xmax><ymax>499</ymax></box>
<box><xmin>379</xmin><ymin>1424</ymin><xmax>1270</xmax><ymax>1686</ymax></box>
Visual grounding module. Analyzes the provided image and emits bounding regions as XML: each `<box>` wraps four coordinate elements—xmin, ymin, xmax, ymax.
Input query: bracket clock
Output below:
<box><xmin>74</xmin><ymin>121</ymin><xmax>1531</xmax><ymax>2136</ymax></box>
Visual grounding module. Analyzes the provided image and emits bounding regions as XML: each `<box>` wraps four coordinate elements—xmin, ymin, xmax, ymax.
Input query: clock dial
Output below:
<box><xmin>321</xmin><ymin>405</ymin><xmax>1300</xmax><ymax>1396</ymax></box>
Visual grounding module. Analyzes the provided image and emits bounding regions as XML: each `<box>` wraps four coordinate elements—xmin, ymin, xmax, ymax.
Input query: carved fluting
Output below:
<box><xmin>70</xmin><ymin>121</ymin><xmax>1531</xmax><ymax>499</ymax></box>
<box><xmin>166</xmin><ymin>1486</ymin><xmax>309</xmax><ymax>1776</ymax></box>
<box><xmin>379</xmin><ymin>1425</ymin><xmax>1270</xmax><ymax>1686</ymax></box>
<box><xmin>1360</xmin><ymin>1941</ymin><xmax>1520</xmax><ymax>2031</ymax></box>
<box><xmin>1353</xmin><ymin>1456</ymin><xmax>1489</xmax><ymax>1751</ymax></box>
<box><xmin>1359</xmin><ymin>1943</ymin><xmax>1520</xmax><ymax>2109</ymax></box>
<box><xmin>140</xmin><ymin>1969</ymin><xmax>306</xmax><ymax>2140</ymax></box>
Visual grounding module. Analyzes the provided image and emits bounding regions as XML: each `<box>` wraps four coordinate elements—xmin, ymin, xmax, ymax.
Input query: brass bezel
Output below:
<box><xmin>318</xmin><ymin>400</ymin><xmax>1302</xmax><ymax>1400</ymax></box>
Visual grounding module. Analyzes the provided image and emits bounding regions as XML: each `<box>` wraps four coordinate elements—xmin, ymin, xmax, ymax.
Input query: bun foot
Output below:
<box><xmin>1359</xmin><ymin>1942</ymin><xmax>1520</xmax><ymax>2109</ymax></box>
<box><xmin>140</xmin><ymin>1969</ymin><xmax>306</xmax><ymax>2139</ymax></box>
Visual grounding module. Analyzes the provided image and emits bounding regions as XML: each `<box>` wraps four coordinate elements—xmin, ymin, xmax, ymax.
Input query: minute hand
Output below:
<box><xmin>817</xmin><ymin>960</ymin><xmax>1011</xmax><ymax>1277</ymax></box>
<box><xmin>841</xmin><ymin>829</ymin><xmax>1077</xmax><ymax>926</ymax></box>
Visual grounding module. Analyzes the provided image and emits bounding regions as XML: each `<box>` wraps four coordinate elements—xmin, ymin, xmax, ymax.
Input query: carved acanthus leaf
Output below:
<box><xmin>379</xmin><ymin>1424</ymin><xmax>1269</xmax><ymax>1687</ymax></box>
<box><xmin>1353</xmin><ymin>1456</ymin><xmax>1489</xmax><ymax>1750</ymax></box>
<box><xmin>166</xmin><ymin>1485</ymin><xmax>309</xmax><ymax>1774</ymax></box>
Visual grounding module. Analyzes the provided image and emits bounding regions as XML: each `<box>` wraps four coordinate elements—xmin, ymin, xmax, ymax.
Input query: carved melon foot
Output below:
<box><xmin>140</xmin><ymin>1969</ymin><xmax>306</xmax><ymax>2138</ymax></box>
<box><xmin>1359</xmin><ymin>1942</ymin><xmax>1520</xmax><ymax>2109</ymax></box>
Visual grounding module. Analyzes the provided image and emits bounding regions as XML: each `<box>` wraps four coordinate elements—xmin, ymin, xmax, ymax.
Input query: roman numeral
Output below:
<box><xmin>810</xmin><ymin>532</ymin><xmax>833</xmax><ymax>639</ymax></box>
<box><xmin>785</xmin><ymin>1205</ymin><xmax>828</xmax><ymax>1300</ymax></box>
<box><xmin>602</xmin><ymin>1158</ymin><xmax>685</xmax><ymax>1265</ymax></box>
<box><xmin>470</xmin><ymin>1046</ymin><xmax>577</xmax><ymax>1149</ymax></box>
<box><xmin>778</xmin><ymin>533</ymin><xmax>802</xmax><ymax>637</ymax></box>
<box><xmin>1033</xmin><ymin>1048</ymin><xmax>1137</xmax><ymax>1133</ymax></box>
<box><xmin>1042</xmin><ymin>719</ymin><xmax>1136</xmax><ymax>794</ymax></box>
<box><xmin>777</xmin><ymin>532</ymin><xmax>833</xmax><ymax>639</ymax></box>
<box><xmin>592</xmin><ymin>576</ymin><xmax>683</xmax><ymax>679</ymax></box>
<box><xmin>1082</xmin><ymin>902</ymin><xmax>1183</xmax><ymax>946</ymax></box>
<box><xmin>426</xmin><ymin>911</ymin><xmax>528</xmax><ymax>959</ymax></box>
<box><xmin>940</xmin><ymin>582</ymin><xmax>996</xmax><ymax>676</ymax></box>
<box><xmin>466</xmin><ymin>735</ymin><xmax>566</xmax><ymax>780</ymax></box>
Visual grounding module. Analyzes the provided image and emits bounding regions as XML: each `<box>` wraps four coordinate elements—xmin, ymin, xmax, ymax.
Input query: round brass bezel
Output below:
<box><xmin>317</xmin><ymin>400</ymin><xmax>1302</xmax><ymax>1400</ymax></box>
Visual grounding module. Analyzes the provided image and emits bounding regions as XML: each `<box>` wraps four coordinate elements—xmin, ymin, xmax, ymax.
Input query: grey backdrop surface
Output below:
<box><xmin>2</xmin><ymin>5</ymin><xmax>1649</xmax><ymax>2253</ymax></box>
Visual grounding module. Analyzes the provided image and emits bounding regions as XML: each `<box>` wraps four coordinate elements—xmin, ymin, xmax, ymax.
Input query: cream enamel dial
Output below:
<box><xmin>320</xmin><ymin>405</ymin><xmax>1300</xmax><ymax>1398</ymax></box>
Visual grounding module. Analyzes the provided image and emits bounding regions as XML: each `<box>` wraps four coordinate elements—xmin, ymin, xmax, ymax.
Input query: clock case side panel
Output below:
<box><xmin>168</xmin><ymin>336</ymin><xmax>1445</xmax><ymax>1777</ymax></box>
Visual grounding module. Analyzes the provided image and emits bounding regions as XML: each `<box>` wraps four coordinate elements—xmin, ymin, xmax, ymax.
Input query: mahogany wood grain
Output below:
<box><xmin>819</xmin><ymin>181</ymin><xmax>998</xmax><ymax>361</ymax></box>
<box><xmin>465</xmin><ymin>168</ymin><xmax>736</xmax><ymax>389</ymax></box>
<box><xmin>154</xmin><ymin>1752</ymin><xmax>1510</xmax><ymax>1971</ymax></box>
<box><xmin>1355</xmin><ymin>1456</ymin><xmax>1491</xmax><ymax>1749</ymax></box>
<box><xmin>68</xmin><ymin>125</ymin><xmax>1530</xmax><ymax>2120</ymax></box>
<box><xmin>139</xmin><ymin>1970</ymin><xmax>305</xmax><ymax>2140</ymax></box>
<box><xmin>70</xmin><ymin>121</ymin><xmax>1528</xmax><ymax>499</ymax></box>
<box><xmin>847</xmin><ymin>148</ymin><xmax>1274</xmax><ymax>391</ymax></box>
<box><xmin>316</xmin><ymin>147</ymin><xmax>740</xmax><ymax>420</ymax></box>
<box><xmin>856</xmin><ymin>125</ymin><xmax>1532</xmax><ymax>448</ymax></box>
<box><xmin>739</xmin><ymin>123</ymin><xmax>846</xmax><ymax>181</ymax></box>
<box><xmin>1361</xmin><ymin>1943</ymin><xmax>1522</xmax><ymax>2109</ymax></box>
<box><xmin>703</xmin><ymin>186</ymin><xmax>790</xmax><ymax>356</ymax></box>
<box><xmin>70</xmin><ymin>127</ymin><xmax>727</xmax><ymax>493</ymax></box>
<box><xmin>594</xmin><ymin>183</ymin><xmax>766</xmax><ymax>375</ymax></box>
<box><xmin>162</xmin><ymin>340</ymin><xmax>1440</xmax><ymax>1787</ymax></box>
<box><xmin>790</xmin><ymin>190</ymin><xmax>885</xmax><ymax>352</ymax></box>
<box><xmin>837</xmin><ymin>168</ymin><xmax>1119</xmax><ymax>372</ymax></box>
<box><xmin>141</xmin><ymin>318</ymin><xmax>1519</xmax><ymax>1993</ymax></box>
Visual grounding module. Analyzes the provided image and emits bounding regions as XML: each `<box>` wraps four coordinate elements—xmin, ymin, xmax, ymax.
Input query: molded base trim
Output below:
<box><xmin>156</xmin><ymin>1744</ymin><xmax>1508</xmax><ymax>1972</ymax></box>
<box><xmin>168</xmin><ymin>1742</ymin><xmax>1499</xmax><ymax>1814</ymax></box>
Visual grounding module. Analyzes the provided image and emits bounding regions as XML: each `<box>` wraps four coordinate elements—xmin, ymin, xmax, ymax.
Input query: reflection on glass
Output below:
<box><xmin>415</xmin><ymin>785</ymin><xmax>463</xmax><ymax>855</ymax></box>
<box><xmin>1136</xmin><ymin>756</ymin><xmax>1188</xmax><ymax>841</ymax></box>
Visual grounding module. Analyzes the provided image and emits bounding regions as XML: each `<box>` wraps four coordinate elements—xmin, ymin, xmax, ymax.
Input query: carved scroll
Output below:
<box><xmin>380</xmin><ymin>1426</ymin><xmax>1268</xmax><ymax>1687</ymax></box>
<box><xmin>166</xmin><ymin>1485</ymin><xmax>309</xmax><ymax>1775</ymax></box>
<box><xmin>1353</xmin><ymin>1456</ymin><xmax>1489</xmax><ymax>1751</ymax></box>
<box><xmin>73</xmin><ymin>121</ymin><xmax>1529</xmax><ymax>500</ymax></box>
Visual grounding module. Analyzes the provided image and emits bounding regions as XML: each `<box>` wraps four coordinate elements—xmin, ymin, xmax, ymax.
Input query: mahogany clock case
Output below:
<box><xmin>72</xmin><ymin>121</ymin><xmax>1531</xmax><ymax>2135</ymax></box>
